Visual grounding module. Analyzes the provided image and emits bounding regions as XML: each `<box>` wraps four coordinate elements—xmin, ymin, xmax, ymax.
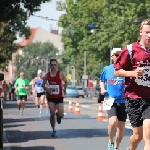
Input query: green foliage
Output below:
<box><xmin>15</xmin><ymin>42</ymin><xmax>58</xmax><ymax>80</ymax></box>
<box><xmin>58</xmin><ymin>0</ymin><xmax>150</xmax><ymax>81</ymax></box>
<box><xmin>0</xmin><ymin>0</ymin><xmax>51</xmax><ymax>69</ymax></box>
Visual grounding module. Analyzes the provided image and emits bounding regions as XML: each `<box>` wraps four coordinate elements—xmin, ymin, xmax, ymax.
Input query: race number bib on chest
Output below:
<box><xmin>36</xmin><ymin>87</ymin><xmax>44</xmax><ymax>93</ymax></box>
<box><xmin>19</xmin><ymin>84</ymin><xmax>25</xmax><ymax>89</ymax></box>
<box><xmin>103</xmin><ymin>97</ymin><xmax>114</xmax><ymax>110</ymax></box>
<box><xmin>135</xmin><ymin>66</ymin><xmax>150</xmax><ymax>87</ymax></box>
<box><xmin>49</xmin><ymin>85</ymin><xmax>60</xmax><ymax>95</ymax></box>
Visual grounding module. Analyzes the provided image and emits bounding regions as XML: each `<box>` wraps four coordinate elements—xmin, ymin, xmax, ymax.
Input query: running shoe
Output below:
<box><xmin>108</xmin><ymin>143</ymin><xmax>114</xmax><ymax>150</ymax></box>
<box><xmin>46</xmin><ymin>110</ymin><xmax>50</xmax><ymax>114</ymax></box>
<box><xmin>20</xmin><ymin>111</ymin><xmax>23</xmax><ymax>115</ymax></box>
<box><xmin>51</xmin><ymin>130</ymin><xmax>56</xmax><ymax>137</ymax></box>
<box><xmin>127</xmin><ymin>148</ymin><xmax>130</xmax><ymax>150</ymax></box>
<box><xmin>39</xmin><ymin>111</ymin><xmax>42</xmax><ymax>117</ymax></box>
<box><xmin>113</xmin><ymin>148</ymin><xmax>119</xmax><ymax>150</ymax></box>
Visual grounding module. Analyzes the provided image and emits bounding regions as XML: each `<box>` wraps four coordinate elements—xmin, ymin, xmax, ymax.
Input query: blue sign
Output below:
<box><xmin>88</xmin><ymin>23</ymin><xmax>95</xmax><ymax>29</ymax></box>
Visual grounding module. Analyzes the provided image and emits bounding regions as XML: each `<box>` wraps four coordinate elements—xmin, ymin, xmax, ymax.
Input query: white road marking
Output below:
<box><xmin>81</xmin><ymin>105</ymin><xmax>89</xmax><ymax>108</ymax></box>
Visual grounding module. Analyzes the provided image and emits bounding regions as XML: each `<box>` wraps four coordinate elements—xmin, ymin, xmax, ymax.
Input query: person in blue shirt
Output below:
<box><xmin>32</xmin><ymin>70</ymin><xmax>48</xmax><ymax>117</ymax></box>
<box><xmin>100</xmin><ymin>48</ymin><xmax>127</xmax><ymax>150</ymax></box>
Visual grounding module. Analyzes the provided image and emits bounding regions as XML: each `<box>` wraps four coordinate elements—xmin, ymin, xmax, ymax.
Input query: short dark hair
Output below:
<box><xmin>50</xmin><ymin>59</ymin><xmax>57</xmax><ymax>64</ymax></box>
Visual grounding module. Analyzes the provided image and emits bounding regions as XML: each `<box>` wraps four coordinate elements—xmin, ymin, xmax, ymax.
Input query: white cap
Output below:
<box><xmin>37</xmin><ymin>69</ymin><xmax>42</xmax><ymax>75</ymax></box>
<box><xmin>111</xmin><ymin>48</ymin><xmax>122</xmax><ymax>56</ymax></box>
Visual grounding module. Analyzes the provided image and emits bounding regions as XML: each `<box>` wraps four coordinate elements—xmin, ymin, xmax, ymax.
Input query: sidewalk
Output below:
<box><xmin>3</xmin><ymin>100</ymin><xmax>73</xmax><ymax>150</ymax></box>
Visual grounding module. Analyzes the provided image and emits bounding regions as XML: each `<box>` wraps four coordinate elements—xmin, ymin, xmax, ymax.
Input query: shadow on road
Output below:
<box><xmin>5</xmin><ymin>146</ymin><xmax>54</xmax><ymax>150</ymax></box>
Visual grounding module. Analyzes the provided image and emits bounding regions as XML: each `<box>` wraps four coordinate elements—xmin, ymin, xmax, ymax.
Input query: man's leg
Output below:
<box><xmin>108</xmin><ymin>116</ymin><xmax>118</xmax><ymax>144</ymax></box>
<box><xmin>115</xmin><ymin>121</ymin><xmax>125</xmax><ymax>148</ymax></box>
<box><xmin>107</xmin><ymin>104</ymin><xmax>118</xmax><ymax>150</ymax></box>
<box><xmin>4</xmin><ymin>92</ymin><xmax>6</xmax><ymax>101</ymax></box>
<box><xmin>35</xmin><ymin>96</ymin><xmax>40</xmax><ymax>108</ymax></box>
<box><xmin>39</xmin><ymin>94</ymin><xmax>45</xmax><ymax>116</ymax></box>
<box><xmin>56</xmin><ymin>103</ymin><xmax>64</xmax><ymax>124</ymax></box>
<box><xmin>9</xmin><ymin>92</ymin><xmax>11</xmax><ymax>100</ymax></box>
<box><xmin>114</xmin><ymin>104</ymin><xmax>127</xmax><ymax>149</ymax></box>
<box><xmin>48</xmin><ymin>102</ymin><xmax>56</xmax><ymax>131</ymax></box>
<box><xmin>21</xmin><ymin>100</ymin><xmax>26</xmax><ymax>113</ymax></box>
<box><xmin>17</xmin><ymin>98</ymin><xmax>22</xmax><ymax>114</ymax></box>
<box><xmin>143</xmin><ymin>119</ymin><xmax>150</xmax><ymax>150</ymax></box>
<box><xmin>17</xmin><ymin>99</ymin><xmax>21</xmax><ymax>109</ymax></box>
<box><xmin>129</xmin><ymin>126</ymin><xmax>143</xmax><ymax>150</ymax></box>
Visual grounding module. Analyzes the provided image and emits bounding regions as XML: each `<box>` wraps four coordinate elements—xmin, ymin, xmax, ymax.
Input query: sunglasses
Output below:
<box><xmin>50</xmin><ymin>64</ymin><xmax>57</xmax><ymax>66</ymax></box>
<box><xmin>112</xmin><ymin>54</ymin><xmax>119</xmax><ymax>57</ymax></box>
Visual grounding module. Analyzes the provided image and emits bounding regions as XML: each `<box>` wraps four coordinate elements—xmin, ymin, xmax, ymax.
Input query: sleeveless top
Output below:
<box><xmin>2</xmin><ymin>84</ymin><xmax>8</xmax><ymax>92</ymax></box>
<box><xmin>35</xmin><ymin>78</ymin><xmax>44</xmax><ymax>93</ymax></box>
<box><xmin>46</xmin><ymin>71</ymin><xmax>63</xmax><ymax>98</ymax></box>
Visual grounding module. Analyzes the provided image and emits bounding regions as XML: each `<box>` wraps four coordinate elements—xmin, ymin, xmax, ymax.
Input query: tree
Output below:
<box><xmin>15</xmin><ymin>42</ymin><xmax>58</xmax><ymax>80</ymax></box>
<box><xmin>58</xmin><ymin>0</ymin><xmax>150</xmax><ymax>82</ymax></box>
<box><xmin>0</xmin><ymin>0</ymin><xmax>51</xmax><ymax>69</ymax></box>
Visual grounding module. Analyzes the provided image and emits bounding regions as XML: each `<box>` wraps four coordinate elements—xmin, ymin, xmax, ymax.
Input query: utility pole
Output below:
<box><xmin>71</xmin><ymin>66</ymin><xmax>76</xmax><ymax>86</ymax></box>
<box><xmin>82</xmin><ymin>51</ymin><xmax>88</xmax><ymax>88</ymax></box>
<box><xmin>46</xmin><ymin>56</ymin><xmax>48</xmax><ymax>73</ymax></box>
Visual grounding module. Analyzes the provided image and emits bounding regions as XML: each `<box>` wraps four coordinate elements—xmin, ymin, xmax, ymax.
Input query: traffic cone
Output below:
<box><xmin>74</xmin><ymin>100</ymin><xmax>81</xmax><ymax>114</ymax></box>
<box><xmin>68</xmin><ymin>100</ymin><xmax>73</xmax><ymax>112</ymax></box>
<box><xmin>96</xmin><ymin>103</ymin><xmax>105</xmax><ymax>121</ymax></box>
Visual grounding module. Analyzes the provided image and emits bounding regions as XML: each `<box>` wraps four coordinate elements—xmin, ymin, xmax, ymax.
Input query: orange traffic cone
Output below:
<box><xmin>96</xmin><ymin>103</ymin><xmax>105</xmax><ymax>121</ymax></box>
<box><xmin>68</xmin><ymin>100</ymin><xmax>73</xmax><ymax>112</ymax></box>
<box><xmin>74</xmin><ymin>101</ymin><xmax>81</xmax><ymax>114</ymax></box>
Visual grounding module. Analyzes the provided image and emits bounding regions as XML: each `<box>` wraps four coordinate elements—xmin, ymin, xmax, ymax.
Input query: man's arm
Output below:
<box><xmin>42</xmin><ymin>74</ymin><xmax>52</xmax><ymax>95</ymax></box>
<box><xmin>114</xmin><ymin>68</ymin><xmax>144</xmax><ymax>78</ymax></box>
<box><xmin>100</xmin><ymin>80</ymin><xmax>106</xmax><ymax>95</ymax></box>
<box><xmin>61</xmin><ymin>72</ymin><xmax>68</xmax><ymax>89</ymax></box>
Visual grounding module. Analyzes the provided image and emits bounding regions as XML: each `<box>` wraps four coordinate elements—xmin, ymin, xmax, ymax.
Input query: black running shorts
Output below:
<box><xmin>46</xmin><ymin>97</ymin><xmax>63</xmax><ymax>104</ymax></box>
<box><xmin>107</xmin><ymin>103</ymin><xmax>127</xmax><ymax>122</ymax></box>
<box><xmin>17</xmin><ymin>95</ymin><xmax>27</xmax><ymax>101</ymax></box>
<box><xmin>126</xmin><ymin>98</ymin><xmax>150</xmax><ymax>127</ymax></box>
<box><xmin>37</xmin><ymin>92</ymin><xmax>45</xmax><ymax>98</ymax></box>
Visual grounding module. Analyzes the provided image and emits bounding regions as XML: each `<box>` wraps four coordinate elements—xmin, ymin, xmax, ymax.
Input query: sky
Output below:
<box><xmin>16</xmin><ymin>0</ymin><xmax>65</xmax><ymax>41</ymax></box>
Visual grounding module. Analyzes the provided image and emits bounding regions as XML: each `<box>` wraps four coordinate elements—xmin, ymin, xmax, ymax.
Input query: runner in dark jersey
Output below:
<box><xmin>42</xmin><ymin>58</ymin><xmax>68</xmax><ymax>137</ymax></box>
<box><xmin>114</xmin><ymin>18</ymin><xmax>150</xmax><ymax>150</ymax></box>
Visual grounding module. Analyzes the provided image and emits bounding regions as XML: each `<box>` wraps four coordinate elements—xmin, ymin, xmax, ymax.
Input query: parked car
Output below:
<box><xmin>65</xmin><ymin>85</ymin><xmax>79</xmax><ymax>98</ymax></box>
<box><xmin>76</xmin><ymin>86</ymin><xmax>85</xmax><ymax>98</ymax></box>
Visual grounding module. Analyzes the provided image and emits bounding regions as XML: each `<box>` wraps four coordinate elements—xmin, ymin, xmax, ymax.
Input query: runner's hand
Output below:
<box><xmin>46</xmin><ymin>88</ymin><xmax>53</xmax><ymax>95</ymax></box>
<box><xmin>100</xmin><ymin>89</ymin><xmax>106</xmax><ymax>95</ymax></box>
<box><xmin>133</xmin><ymin>67</ymin><xmax>145</xmax><ymax>77</ymax></box>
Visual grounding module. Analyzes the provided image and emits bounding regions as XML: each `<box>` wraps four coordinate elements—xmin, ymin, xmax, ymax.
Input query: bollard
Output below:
<box><xmin>0</xmin><ymin>97</ymin><xmax>3</xmax><ymax>149</ymax></box>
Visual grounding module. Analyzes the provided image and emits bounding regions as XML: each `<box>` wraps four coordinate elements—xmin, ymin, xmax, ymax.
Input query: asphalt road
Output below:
<box><xmin>3</xmin><ymin>97</ymin><xmax>144</xmax><ymax>150</ymax></box>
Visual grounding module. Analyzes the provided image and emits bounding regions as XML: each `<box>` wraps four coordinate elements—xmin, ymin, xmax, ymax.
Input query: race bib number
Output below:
<box><xmin>49</xmin><ymin>85</ymin><xmax>59</xmax><ymax>95</ymax></box>
<box><xmin>135</xmin><ymin>66</ymin><xmax>150</xmax><ymax>87</ymax></box>
<box><xmin>103</xmin><ymin>97</ymin><xmax>114</xmax><ymax>110</ymax></box>
<box><xmin>19</xmin><ymin>84</ymin><xmax>25</xmax><ymax>89</ymax></box>
<box><xmin>36</xmin><ymin>87</ymin><xmax>44</xmax><ymax>93</ymax></box>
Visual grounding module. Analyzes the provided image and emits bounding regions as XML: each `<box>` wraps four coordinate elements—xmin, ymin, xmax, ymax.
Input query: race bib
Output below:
<box><xmin>19</xmin><ymin>84</ymin><xmax>25</xmax><ymax>89</ymax></box>
<box><xmin>135</xmin><ymin>66</ymin><xmax>150</xmax><ymax>87</ymax></box>
<box><xmin>49</xmin><ymin>85</ymin><xmax>60</xmax><ymax>95</ymax></box>
<box><xmin>36</xmin><ymin>87</ymin><xmax>44</xmax><ymax>93</ymax></box>
<box><xmin>103</xmin><ymin>97</ymin><xmax>114</xmax><ymax>110</ymax></box>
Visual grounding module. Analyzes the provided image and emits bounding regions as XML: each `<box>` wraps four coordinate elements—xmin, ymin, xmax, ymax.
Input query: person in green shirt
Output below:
<box><xmin>15</xmin><ymin>72</ymin><xmax>30</xmax><ymax>115</ymax></box>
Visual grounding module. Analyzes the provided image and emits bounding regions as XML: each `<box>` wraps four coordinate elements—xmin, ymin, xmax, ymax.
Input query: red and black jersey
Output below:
<box><xmin>46</xmin><ymin>71</ymin><xmax>63</xmax><ymax>98</ymax></box>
